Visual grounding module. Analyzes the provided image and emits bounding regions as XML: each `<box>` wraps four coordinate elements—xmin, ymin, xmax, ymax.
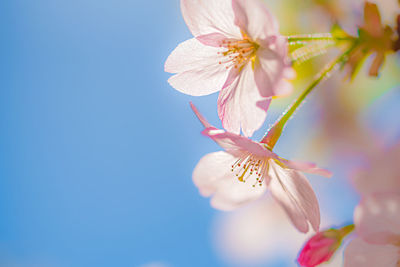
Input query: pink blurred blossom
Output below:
<box><xmin>165</xmin><ymin>0</ymin><xmax>293</xmax><ymax>137</ymax></box>
<box><xmin>344</xmin><ymin>193</ymin><xmax>400</xmax><ymax>267</ymax></box>
<box><xmin>352</xmin><ymin>142</ymin><xmax>400</xmax><ymax>196</ymax></box>
<box><xmin>213</xmin><ymin>199</ymin><xmax>309</xmax><ymax>265</ymax></box>
<box><xmin>190</xmin><ymin>103</ymin><xmax>331</xmax><ymax>233</ymax></box>
<box><xmin>213</xmin><ymin>199</ymin><xmax>343</xmax><ymax>266</ymax></box>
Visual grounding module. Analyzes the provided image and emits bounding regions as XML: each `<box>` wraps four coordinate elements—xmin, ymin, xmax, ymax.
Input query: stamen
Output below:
<box><xmin>218</xmin><ymin>38</ymin><xmax>258</xmax><ymax>70</ymax></box>
<box><xmin>231</xmin><ymin>154</ymin><xmax>269</xmax><ymax>188</ymax></box>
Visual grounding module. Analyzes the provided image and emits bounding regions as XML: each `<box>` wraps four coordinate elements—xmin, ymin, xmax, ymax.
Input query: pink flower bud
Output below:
<box><xmin>297</xmin><ymin>225</ymin><xmax>354</xmax><ymax>267</ymax></box>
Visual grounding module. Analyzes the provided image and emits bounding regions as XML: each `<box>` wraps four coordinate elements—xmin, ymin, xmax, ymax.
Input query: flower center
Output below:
<box><xmin>231</xmin><ymin>153</ymin><xmax>269</xmax><ymax>187</ymax></box>
<box><xmin>218</xmin><ymin>37</ymin><xmax>258</xmax><ymax>70</ymax></box>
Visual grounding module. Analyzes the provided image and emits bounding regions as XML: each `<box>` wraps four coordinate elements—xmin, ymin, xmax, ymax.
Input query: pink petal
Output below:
<box><xmin>355</xmin><ymin>193</ymin><xmax>400</xmax><ymax>245</ymax></box>
<box><xmin>181</xmin><ymin>0</ymin><xmax>241</xmax><ymax>38</ymax></box>
<box><xmin>196</xmin><ymin>33</ymin><xmax>227</xmax><ymax>47</ymax></box>
<box><xmin>190</xmin><ymin>103</ymin><xmax>277</xmax><ymax>159</ymax></box>
<box><xmin>190</xmin><ymin>102</ymin><xmax>214</xmax><ymax>129</ymax></box>
<box><xmin>344</xmin><ymin>238</ymin><xmax>399</xmax><ymax>267</ymax></box>
<box><xmin>222</xmin><ymin>67</ymin><xmax>240</xmax><ymax>90</ymax></box>
<box><xmin>232</xmin><ymin>0</ymin><xmax>279</xmax><ymax>41</ymax></box>
<box><xmin>202</xmin><ymin>127</ymin><xmax>277</xmax><ymax>158</ymax></box>
<box><xmin>165</xmin><ymin>38</ymin><xmax>229</xmax><ymax>96</ymax></box>
<box><xmin>192</xmin><ymin>151</ymin><xmax>237</xmax><ymax>197</ymax></box>
<box><xmin>268</xmin><ymin>160</ymin><xmax>320</xmax><ymax>233</ymax></box>
<box><xmin>192</xmin><ymin>151</ymin><xmax>266</xmax><ymax>211</ymax></box>
<box><xmin>279</xmin><ymin>158</ymin><xmax>333</xmax><ymax>178</ymax></box>
<box><xmin>254</xmin><ymin>41</ymin><xmax>293</xmax><ymax>98</ymax></box>
<box><xmin>217</xmin><ymin>63</ymin><xmax>270</xmax><ymax>137</ymax></box>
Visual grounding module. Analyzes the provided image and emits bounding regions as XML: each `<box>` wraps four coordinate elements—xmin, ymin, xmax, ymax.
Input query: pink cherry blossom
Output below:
<box><xmin>165</xmin><ymin>0</ymin><xmax>294</xmax><ymax>137</ymax></box>
<box><xmin>344</xmin><ymin>193</ymin><xmax>400</xmax><ymax>267</ymax></box>
<box><xmin>190</xmin><ymin>103</ymin><xmax>331</xmax><ymax>233</ymax></box>
<box><xmin>298</xmin><ymin>225</ymin><xmax>354</xmax><ymax>267</ymax></box>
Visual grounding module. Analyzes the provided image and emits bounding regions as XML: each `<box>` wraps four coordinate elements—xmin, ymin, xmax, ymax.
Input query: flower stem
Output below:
<box><xmin>261</xmin><ymin>46</ymin><xmax>355</xmax><ymax>148</ymax></box>
<box><xmin>290</xmin><ymin>40</ymin><xmax>335</xmax><ymax>65</ymax></box>
<box><xmin>338</xmin><ymin>224</ymin><xmax>355</xmax><ymax>237</ymax></box>
<box><xmin>287</xmin><ymin>33</ymin><xmax>354</xmax><ymax>46</ymax></box>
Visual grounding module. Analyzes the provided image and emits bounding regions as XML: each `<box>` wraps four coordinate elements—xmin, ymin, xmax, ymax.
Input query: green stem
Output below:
<box><xmin>290</xmin><ymin>41</ymin><xmax>335</xmax><ymax>65</ymax></box>
<box><xmin>338</xmin><ymin>224</ymin><xmax>355</xmax><ymax>237</ymax></box>
<box><xmin>287</xmin><ymin>33</ymin><xmax>354</xmax><ymax>45</ymax></box>
<box><xmin>261</xmin><ymin>46</ymin><xmax>355</xmax><ymax>148</ymax></box>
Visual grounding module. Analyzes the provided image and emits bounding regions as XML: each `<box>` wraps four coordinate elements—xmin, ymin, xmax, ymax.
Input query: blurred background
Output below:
<box><xmin>0</xmin><ymin>0</ymin><xmax>398</xmax><ymax>266</ymax></box>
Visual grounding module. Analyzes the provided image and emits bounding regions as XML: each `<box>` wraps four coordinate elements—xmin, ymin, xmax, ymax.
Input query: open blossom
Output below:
<box><xmin>344</xmin><ymin>193</ymin><xmax>400</xmax><ymax>267</ymax></box>
<box><xmin>165</xmin><ymin>0</ymin><xmax>294</xmax><ymax>137</ymax></box>
<box><xmin>298</xmin><ymin>225</ymin><xmax>354</xmax><ymax>267</ymax></box>
<box><xmin>190</xmin><ymin>103</ymin><xmax>331</xmax><ymax>233</ymax></box>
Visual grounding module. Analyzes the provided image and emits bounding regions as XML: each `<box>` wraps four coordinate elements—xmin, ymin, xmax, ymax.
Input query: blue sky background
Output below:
<box><xmin>0</xmin><ymin>0</ymin><xmax>398</xmax><ymax>266</ymax></box>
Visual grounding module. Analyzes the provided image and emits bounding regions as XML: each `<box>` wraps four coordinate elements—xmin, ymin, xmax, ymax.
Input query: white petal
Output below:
<box><xmin>211</xmin><ymin>173</ymin><xmax>267</xmax><ymax>211</ymax></box>
<box><xmin>165</xmin><ymin>38</ymin><xmax>229</xmax><ymax>96</ymax></box>
<box><xmin>192</xmin><ymin>151</ymin><xmax>236</xmax><ymax>197</ymax></box>
<box><xmin>192</xmin><ymin>151</ymin><xmax>267</xmax><ymax>210</ymax></box>
<box><xmin>268</xmin><ymin>160</ymin><xmax>320</xmax><ymax>233</ymax></box>
<box><xmin>181</xmin><ymin>0</ymin><xmax>241</xmax><ymax>38</ymax></box>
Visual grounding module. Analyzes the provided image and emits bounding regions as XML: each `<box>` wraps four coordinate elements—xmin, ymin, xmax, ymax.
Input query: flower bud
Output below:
<box><xmin>297</xmin><ymin>225</ymin><xmax>354</xmax><ymax>267</ymax></box>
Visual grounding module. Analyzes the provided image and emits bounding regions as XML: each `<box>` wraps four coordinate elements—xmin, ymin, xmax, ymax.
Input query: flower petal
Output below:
<box><xmin>232</xmin><ymin>0</ymin><xmax>279</xmax><ymax>41</ymax></box>
<box><xmin>254</xmin><ymin>40</ymin><xmax>293</xmax><ymax>98</ymax></box>
<box><xmin>190</xmin><ymin>102</ymin><xmax>214</xmax><ymax>129</ymax></box>
<box><xmin>165</xmin><ymin>38</ymin><xmax>228</xmax><ymax>96</ymax></box>
<box><xmin>190</xmin><ymin>103</ymin><xmax>277</xmax><ymax>158</ymax></box>
<box><xmin>192</xmin><ymin>151</ymin><xmax>237</xmax><ymax>197</ymax></box>
<box><xmin>196</xmin><ymin>33</ymin><xmax>227</xmax><ymax>47</ymax></box>
<box><xmin>192</xmin><ymin>151</ymin><xmax>267</xmax><ymax>210</ymax></box>
<box><xmin>210</xmin><ymin>177</ymin><xmax>267</xmax><ymax>211</ymax></box>
<box><xmin>343</xmin><ymin>238</ymin><xmax>399</xmax><ymax>267</ymax></box>
<box><xmin>181</xmin><ymin>0</ymin><xmax>241</xmax><ymax>38</ymax></box>
<box><xmin>279</xmin><ymin>158</ymin><xmax>333</xmax><ymax>178</ymax></box>
<box><xmin>355</xmin><ymin>193</ymin><xmax>400</xmax><ymax>245</ymax></box>
<box><xmin>268</xmin><ymin>160</ymin><xmax>320</xmax><ymax>233</ymax></box>
<box><xmin>217</xmin><ymin>62</ymin><xmax>270</xmax><ymax>137</ymax></box>
<box><xmin>202</xmin><ymin>127</ymin><xmax>277</xmax><ymax>158</ymax></box>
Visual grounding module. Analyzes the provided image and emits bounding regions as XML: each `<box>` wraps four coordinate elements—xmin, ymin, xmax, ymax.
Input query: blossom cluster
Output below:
<box><xmin>166</xmin><ymin>0</ymin><xmax>334</xmax><ymax>234</ymax></box>
<box><xmin>165</xmin><ymin>0</ymin><xmax>400</xmax><ymax>266</ymax></box>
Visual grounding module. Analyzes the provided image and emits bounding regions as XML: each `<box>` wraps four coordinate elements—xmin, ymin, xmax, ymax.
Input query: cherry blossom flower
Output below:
<box><xmin>344</xmin><ymin>193</ymin><xmax>400</xmax><ymax>267</ymax></box>
<box><xmin>298</xmin><ymin>225</ymin><xmax>354</xmax><ymax>267</ymax></box>
<box><xmin>190</xmin><ymin>103</ymin><xmax>331</xmax><ymax>233</ymax></box>
<box><xmin>165</xmin><ymin>0</ymin><xmax>294</xmax><ymax>137</ymax></box>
